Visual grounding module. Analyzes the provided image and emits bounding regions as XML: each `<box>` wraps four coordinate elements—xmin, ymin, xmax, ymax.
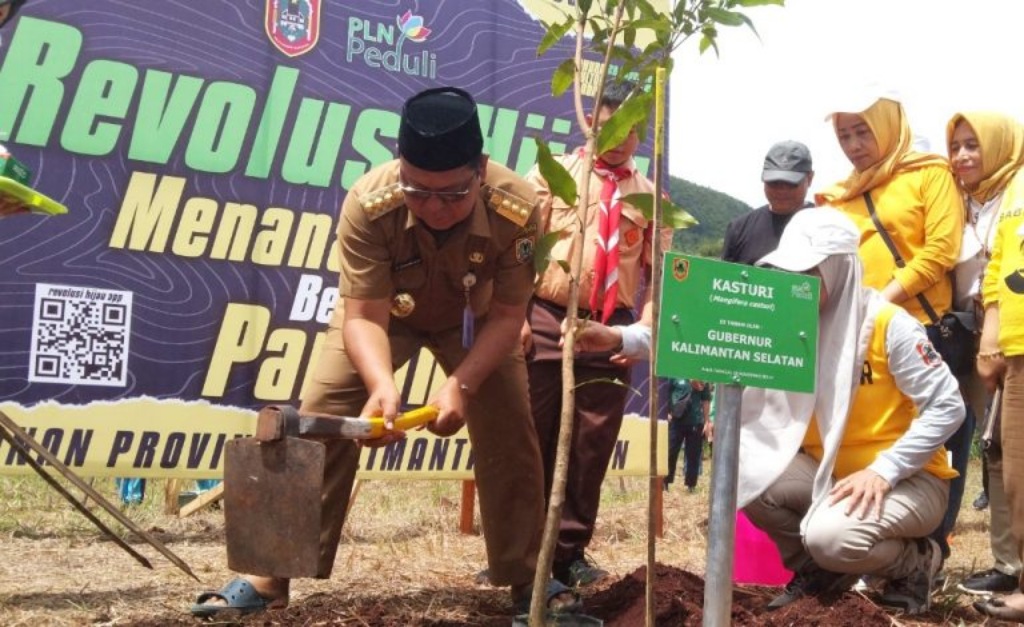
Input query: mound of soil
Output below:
<box><xmin>586</xmin><ymin>563</ymin><xmax>895</xmax><ymax>626</ymax></box>
<box><xmin>138</xmin><ymin>563</ymin><xmax>977</xmax><ymax>626</ymax></box>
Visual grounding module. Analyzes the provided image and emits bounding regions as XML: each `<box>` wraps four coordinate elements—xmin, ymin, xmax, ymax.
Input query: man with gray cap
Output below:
<box><xmin>722</xmin><ymin>140</ymin><xmax>814</xmax><ymax>265</ymax></box>
<box><xmin>191</xmin><ymin>86</ymin><xmax>578</xmax><ymax>618</ymax></box>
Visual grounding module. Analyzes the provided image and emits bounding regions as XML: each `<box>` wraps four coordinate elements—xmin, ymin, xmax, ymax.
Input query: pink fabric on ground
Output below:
<box><xmin>733</xmin><ymin>510</ymin><xmax>792</xmax><ymax>585</ymax></box>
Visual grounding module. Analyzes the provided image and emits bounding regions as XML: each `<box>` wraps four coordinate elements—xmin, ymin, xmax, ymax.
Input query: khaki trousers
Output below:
<box><xmin>745</xmin><ymin>452</ymin><xmax>948</xmax><ymax>580</ymax></box>
<box><xmin>299</xmin><ymin>323</ymin><xmax>545</xmax><ymax>587</ymax></box>
<box><xmin>988</xmin><ymin>453</ymin><xmax>1023</xmax><ymax>575</ymax></box>
<box><xmin>1000</xmin><ymin>356</ymin><xmax>1024</xmax><ymax>591</ymax></box>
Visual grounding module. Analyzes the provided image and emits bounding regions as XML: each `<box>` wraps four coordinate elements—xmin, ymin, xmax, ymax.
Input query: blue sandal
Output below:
<box><xmin>512</xmin><ymin>578</ymin><xmax>582</xmax><ymax>615</ymax></box>
<box><xmin>190</xmin><ymin>577</ymin><xmax>281</xmax><ymax>617</ymax></box>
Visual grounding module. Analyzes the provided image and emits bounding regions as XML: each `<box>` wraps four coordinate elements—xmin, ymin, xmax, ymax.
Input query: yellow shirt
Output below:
<box><xmin>803</xmin><ymin>304</ymin><xmax>956</xmax><ymax>481</ymax></box>
<box><xmin>982</xmin><ymin>172</ymin><xmax>1024</xmax><ymax>357</ymax></box>
<box><xmin>830</xmin><ymin>164</ymin><xmax>963</xmax><ymax>324</ymax></box>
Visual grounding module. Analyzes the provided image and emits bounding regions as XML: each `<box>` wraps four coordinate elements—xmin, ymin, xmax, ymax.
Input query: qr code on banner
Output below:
<box><xmin>29</xmin><ymin>283</ymin><xmax>133</xmax><ymax>387</ymax></box>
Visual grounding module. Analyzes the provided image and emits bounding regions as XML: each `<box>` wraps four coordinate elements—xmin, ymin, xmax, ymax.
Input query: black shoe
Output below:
<box><xmin>554</xmin><ymin>555</ymin><xmax>609</xmax><ymax>587</ymax></box>
<box><xmin>973</xmin><ymin>491</ymin><xmax>990</xmax><ymax>511</ymax></box>
<box><xmin>958</xmin><ymin>568</ymin><xmax>1019</xmax><ymax>595</ymax></box>
<box><xmin>767</xmin><ymin>566</ymin><xmax>857</xmax><ymax>610</ymax></box>
<box><xmin>879</xmin><ymin>537</ymin><xmax>942</xmax><ymax>615</ymax></box>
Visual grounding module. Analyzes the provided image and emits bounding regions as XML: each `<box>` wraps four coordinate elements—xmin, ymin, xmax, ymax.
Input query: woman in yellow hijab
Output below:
<box><xmin>948</xmin><ymin>112</ymin><xmax>1024</xmax><ymax>601</ymax></box>
<box><xmin>817</xmin><ymin>93</ymin><xmax>965</xmax><ymax>565</ymax></box>
<box><xmin>817</xmin><ymin>95</ymin><xmax>963</xmax><ymax>325</ymax></box>
<box><xmin>956</xmin><ymin>112</ymin><xmax>1024</xmax><ymax>621</ymax></box>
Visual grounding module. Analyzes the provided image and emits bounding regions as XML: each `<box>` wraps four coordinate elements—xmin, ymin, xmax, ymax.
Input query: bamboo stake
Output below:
<box><xmin>645</xmin><ymin>65</ymin><xmax>668</xmax><ymax>627</ymax></box>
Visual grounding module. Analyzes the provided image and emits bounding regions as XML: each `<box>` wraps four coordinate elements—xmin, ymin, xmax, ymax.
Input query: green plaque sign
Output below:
<box><xmin>655</xmin><ymin>254</ymin><xmax>819</xmax><ymax>393</ymax></box>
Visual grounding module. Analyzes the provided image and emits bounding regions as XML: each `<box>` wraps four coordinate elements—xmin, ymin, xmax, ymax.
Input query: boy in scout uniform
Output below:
<box><xmin>523</xmin><ymin>81</ymin><xmax>672</xmax><ymax>587</ymax></box>
<box><xmin>191</xmin><ymin>87</ymin><xmax>578</xmax><ymax>617</ymax></box>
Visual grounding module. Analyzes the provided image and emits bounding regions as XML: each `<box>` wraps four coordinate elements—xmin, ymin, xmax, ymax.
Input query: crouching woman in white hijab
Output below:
<box><xmin>739</xmin><ymin>207</ymin><xmax>965</xmax><ymax>616</ymax></box>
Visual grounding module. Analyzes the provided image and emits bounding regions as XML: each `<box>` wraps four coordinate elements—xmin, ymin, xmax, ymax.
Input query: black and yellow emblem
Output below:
<box><xmin>673</xmin><ymin>257</ymin><xmax>690</xmax><ymax>281</ymax></box>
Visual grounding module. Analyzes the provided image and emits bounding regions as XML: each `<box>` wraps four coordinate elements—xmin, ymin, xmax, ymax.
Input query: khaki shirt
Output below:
<box><xmin>332</xmin><ymin>160</ymin><xmax>540</xmax><ymax>333</ymax></box>
<box><xmin>528</xmin><ymin>152</ymin><xmax>672</xmax><ymax>311</ymax></box>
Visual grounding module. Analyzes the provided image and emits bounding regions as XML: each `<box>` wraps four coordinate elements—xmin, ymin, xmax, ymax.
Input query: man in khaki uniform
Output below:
<box><xmin>192</xmin><ymin>87</ymin><xmax>577</xmax><ymax>617</ymax></box>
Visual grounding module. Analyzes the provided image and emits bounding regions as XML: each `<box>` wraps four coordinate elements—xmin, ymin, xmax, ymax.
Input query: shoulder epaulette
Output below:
<box><xmin>359</xmin><ymin>183</ymin><xmax>405</xmax><ymax>221</ymax></box>
<box><xmin>485</xmin><ymin>185</ymin><xmax>532</xmax><ymax>227</ymax></box>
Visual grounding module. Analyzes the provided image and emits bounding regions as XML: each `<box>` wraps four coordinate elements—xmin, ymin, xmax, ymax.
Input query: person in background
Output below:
<box><xmin>967</xmin><ymin>114</ymin><xmax>1024</xmax><ymax>621</ymax></box>
<box><xmin>816</xmin><ymin>89</ymin><xmax>965</xmax><ymax>563</ymax></box>
<box><xmin>114</xmin><ymin>477</ymin><xmax>145</xmax><ymax>506</ymax></box>
<box><xmin>945</xmin><ymin>112</ymin><xmax>1024</xmax><ymax>596</ymax></box>
<box><xmin>722</xmin><ymin>140</ymin><xmax>814</xmax><ymax>265</ymax></box>
<box><xmin>522</xmin><ymin>79</ymin><xmax>673</xmax><ymax>588</ymax></box>
<box><xmin>665</xmin><ymin>378</ymin><xmax>712</xmax><ymax>493</ymax></box>
<box><xmin>740</xmin><ymin>207</ymin><xmax>964</xmax><ymax>616</ymax></box>
<box><xmin>191</xmin><ymin>86</ymin><xmax>578</xmax><ymax>618</ymax></box>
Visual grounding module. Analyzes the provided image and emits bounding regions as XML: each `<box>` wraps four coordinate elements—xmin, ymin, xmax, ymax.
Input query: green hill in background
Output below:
<box><xmin>667</xmin><ymin>175</ymin><xmax>753</xmax><ymax>257</ymax></box>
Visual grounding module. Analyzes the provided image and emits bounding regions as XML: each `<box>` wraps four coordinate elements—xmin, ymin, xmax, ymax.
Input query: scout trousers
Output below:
<box><xmin>744</xmin><ymin>452</ymin><xmax>948</xmax><ymax>580</ymax></box>
<box><xmin>526</xmin><ymin>298</ymin><xmax>632</xmax><ymax>563</ymax></box>
<box><xmin>299</xmin><ymin>324</ymin><xmax>545</xmax><ymax>587</ymax></box>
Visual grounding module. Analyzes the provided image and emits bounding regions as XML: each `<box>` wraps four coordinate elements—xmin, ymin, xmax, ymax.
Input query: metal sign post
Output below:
<box><xmin>701</xmin><ymin>382</ymin><xmax>741</xmax><ymax>627</ymax></box>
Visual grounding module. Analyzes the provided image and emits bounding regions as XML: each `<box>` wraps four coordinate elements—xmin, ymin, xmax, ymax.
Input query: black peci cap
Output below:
<box><xmin>398</xmin><ymin>86</ymin><xmax>484</xmax><ymax>171</ymax></box>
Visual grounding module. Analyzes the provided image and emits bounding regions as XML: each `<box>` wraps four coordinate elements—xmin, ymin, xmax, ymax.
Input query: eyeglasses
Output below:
<box><xmin>399</xmin><ymin>172</ymin><xmax>479</xmax><ymax>204</ymax></box>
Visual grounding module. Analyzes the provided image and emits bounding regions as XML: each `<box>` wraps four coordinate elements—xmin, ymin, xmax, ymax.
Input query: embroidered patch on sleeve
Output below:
<box><xmin>916</xmin><ymin>341</ymin><xmax>943</xmax><ymax>367</ymax></box>
<box><xmin>515</xmin><ymin>237</ymin><xmax>535</xmax><ymax>264</ymax></box>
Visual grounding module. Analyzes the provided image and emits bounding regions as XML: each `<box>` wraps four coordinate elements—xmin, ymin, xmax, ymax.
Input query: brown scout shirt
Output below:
<box><xmin>527</xmin><ymin>151</ymin><xmax>673</xmax><ymax>311</ymax></box>
<box><xmin>331</xmin><ymin>160</ymin><xmax>541</xmax><ymax>333</ymax></box>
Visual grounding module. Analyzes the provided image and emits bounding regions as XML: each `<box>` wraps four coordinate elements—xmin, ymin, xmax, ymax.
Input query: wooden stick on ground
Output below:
<box><xmin>178</xmin><ymin>482</ymin><xmax>224</xmax><ymax>518</ymax></box>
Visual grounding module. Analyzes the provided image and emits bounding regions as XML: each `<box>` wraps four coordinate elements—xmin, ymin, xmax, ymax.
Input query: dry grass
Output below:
<box><xmin>0</xmin><ymin>459</ymin><xmax>1000</xmax><ymax>625</ymax></box>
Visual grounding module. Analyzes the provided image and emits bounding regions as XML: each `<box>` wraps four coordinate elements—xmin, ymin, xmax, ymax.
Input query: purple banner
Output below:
<box><xmin>0</xmin><ymin>1</ymin><xmax>658</xmax><ymax>476</ymax></box>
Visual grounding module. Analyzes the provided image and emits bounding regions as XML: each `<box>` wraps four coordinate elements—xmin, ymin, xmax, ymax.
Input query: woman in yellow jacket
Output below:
<box><xmin>947</xmin><ymin>112</ymin><xmax>1024</xmax><ymax>597</ymax></box>
<box><xmin>972</xmin><ymin>118</ymin><xmax>1024</xmax><ymax>621</ymax></box>
<box><xmin>817</xmin><ymin>92</ymin><xmax>965</xmax><ymax>562</ymax></box>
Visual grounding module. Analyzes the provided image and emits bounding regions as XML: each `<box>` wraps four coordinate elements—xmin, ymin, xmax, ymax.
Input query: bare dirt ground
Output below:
<box><xmin>0</xmin><ymin>460</ymin><xmax>1009</xmax><ymax>626</ymax></box>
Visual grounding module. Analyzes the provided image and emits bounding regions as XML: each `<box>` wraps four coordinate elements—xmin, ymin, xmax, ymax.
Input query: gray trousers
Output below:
<box><xmin>744</xmin><ymin>453</ymin><xmax>949</xmax><ymax>580</ymax></box>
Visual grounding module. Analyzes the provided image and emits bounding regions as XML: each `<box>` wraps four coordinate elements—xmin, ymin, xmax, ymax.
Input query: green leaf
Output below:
<box><xmin>537</xmin><ymin>15</ymin><xmax>574</xmax><ymax>56</ymax></box>
<box><xmin>628</xmin><ymin>18</ymin><xmax>673</xmax><ymax>35</ymax></box>
<box><xmin>575</xmin><ymin>377</ymin><xmax>641</xmax><ymax>397</ymax></box>
<box><xmin>732</xmin><ymin>0</ymin><xmax>784</xmax><ymax>7</ymax></box>
<box><xmin>621</xmin><ymin>193</ymin><xmax>700</xmax><ymax>229</ymax></box>
<box><xmin>589</xmin><ymin>17</ymin><xmax>608</xmax><ymax>47</ymax></box>
<box><xmin>596</xmin><ymin>91</ymin><xmax>652</xmax><ymax>155</ymax></box>
<box><xmin>551</xmin><ymin>58</ymin><xmax>575</xmax><ymax>97</ymax></box>
<box><xmin>623</xmin><ymin>25</ymin><xmax>636</xmax><ymax>48</ymax></box>
<box><xmin>705</xmin><ymin>6</ymin><xmax>746</xmax><ymax>26</ymax></box>
<box><xmin>533</xmin><ymin>230</ymin><xmax>565</xmax><ymax>276</ymax></box>
<box><xmin>534</xmin><ymin>138</ymin><xmax>577</xmax><ymax>207</ymax></box>
<box><xmin>634</xmin><ymin>0</ymin><xmax>659</xmax><ymax>19</ymax></box>
<box><xmin>578</xmin><ymin>0</ymin><xmax>594</xmax><ymax>16</ymax></box>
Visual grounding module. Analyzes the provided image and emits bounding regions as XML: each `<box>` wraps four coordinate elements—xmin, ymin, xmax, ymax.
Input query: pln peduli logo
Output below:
<box><xmin>791</xmin><ymin>281</ymin><xmax>814</xmax><ymax>301</ymax></box>
<box><xmin>265</xmin><ymin>0</ymin><xmax>321</xmax><ymax>58</ymax></box>
<box><xmin>346</xmin><ymin>9</ymin><xmax>437</xmax><ymax>78</ymax></box>
<box><xmin>672</xmin><ymin>258</ymin><xmax>690</xmax><ymax>281</ymax></box>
